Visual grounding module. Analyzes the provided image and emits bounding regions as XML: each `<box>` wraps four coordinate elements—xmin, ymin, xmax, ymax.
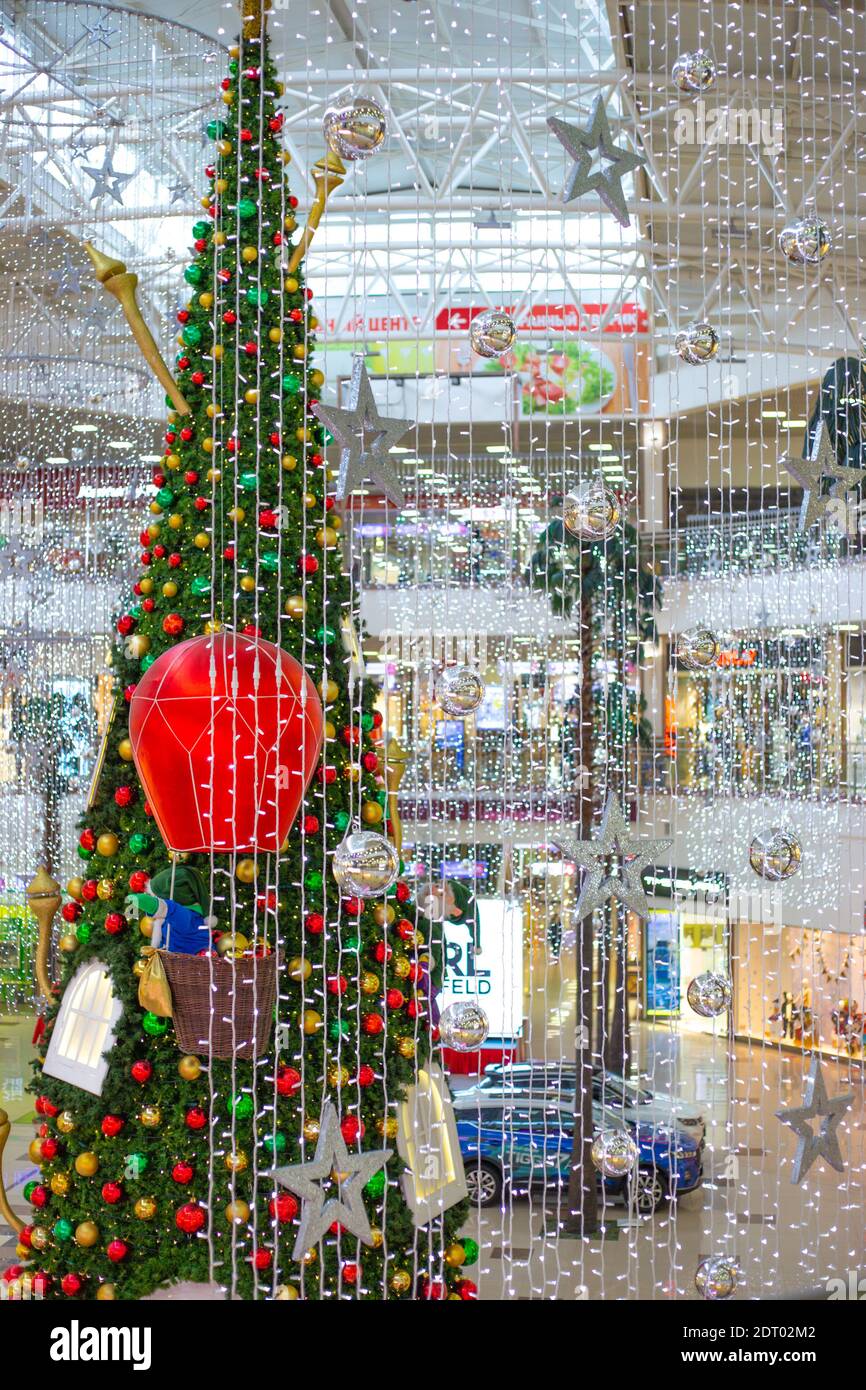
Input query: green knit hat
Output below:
<box><xmin>149</xmin><ymin>864</ymin><xmax>206</xmax><ymax>910</ymax></box>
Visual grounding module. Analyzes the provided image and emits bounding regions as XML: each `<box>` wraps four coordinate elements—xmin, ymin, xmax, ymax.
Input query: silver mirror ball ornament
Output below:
<box><xmin>438</xmin><ymin>1001</ymin><xmax>490</xmax><ymax>1052</ymax></box>
<box><xmin>748</xmin><ymin>827</ymin><xmax>802</xmax><ymax>882</ymax></box>
<box><xmin>778</xmin><ymin>214</ymin><xmax>831</xmax><ymax>266</ymax></box>
<box><xmin>563</xmin><ymin>480</ymin><xmax>621</xmax><ymax>540</ymax></box>
<box><xmin>435</xmin><ymin>664</ymin><xmax>485</xmax><ymax>717</ymax></box>
<box><xmin>675</xmin><ymin>321</ymin><xmax>720</xmax><ymax>364</ymax></box>
<box><xmin>469</xmin><ymin>310</ymin><xmax>517</xmax><ymax>358</ymax></box>
<box><xmin>590</xmin><ymin>1128</ymin><xmax>639</xmax><ymax>1178</ymax></box>
<box><xmin>674</xmin><ymin>628</ymin><xmax>720</xmax><ymax>670</ymax></box>
<box><xmin>672</xmin><ymin>49</ymin><xmax>717</xmax><ymax>93</ymax></box>
<box><xmin>333</xmin><ymin>831</ymin><xmax>400</xmax><ymax>898</ymax></box>
<box><xmin>323</xmin><ymin>95</ymin><xmax>387</xmax><ymax>161</ymax></box>
<box><xmin>687</xmin><ymin>971</ymin><xmax>733</xmax><ymax>1018</ymax></box>
<box><xmin>695</xmin><ymin>1255</ymin><xmax>739</xmax><ymax>1301</ymax></box>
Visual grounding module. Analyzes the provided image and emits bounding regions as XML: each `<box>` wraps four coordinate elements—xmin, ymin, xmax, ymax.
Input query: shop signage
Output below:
<box><xmin>643</xmin><ymin>865</ymin><xmax>728</xmax><ymax>903</ymax></box>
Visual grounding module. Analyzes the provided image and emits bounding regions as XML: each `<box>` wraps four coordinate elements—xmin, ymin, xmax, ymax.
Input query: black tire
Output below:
<box><xmin>632</xmin><ymin>1167</ymin><xmax>667</xmax><ymax>1215</ymax></box>
<box><xmin>465</xmin><ymin>1161</ymin><xmax>502</xmax><ymax>1208</ymax></box>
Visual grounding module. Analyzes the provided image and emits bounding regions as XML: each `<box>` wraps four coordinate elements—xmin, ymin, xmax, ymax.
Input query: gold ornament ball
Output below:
<box><xmin>194</xmin><ymin>531</ymin><xmax>211</xmax><ymax>550</ymax></box>
<box><xmin>244</xmin><ymin>388</ymin><xmax>259</xmax><ymax>405</ymax></box>
<box><xmin>445</xmin><ymin>1243</ymin><xmax>466</xmax><ymax>1268</ymax></box>
<box><xmin>168</xmin><ymin>514</ymin><xmax>183</xmax><ymax>531</ymax></box>
<box><xmin>302</xmin><ymin>1116</ymin><xmax>321</xmax><ymax>1142</ymax></box>
<box><xmin>309</xmin><ymin>368</ymin><xmax>324</xmax><ymax>389</ymax></box>
<box><xmin>96</xmin><ymin>878</ymin><xmax>115</xmax><ymax>901</ymax></box>
<box><xmin>28</xmin><ymin>1138</ymin><xmax>43</xmax><ymax>1163</ymax></box>
<box><xmin>282</xmin><ymin>454</ymin><xmax>297</xmax><ymax>471</ymax></box>
<box><xmin>393</xmin><ymin>956</ymin><xmax>411</xmax><ymax>980</ymax></box>
<box><xmin>225</xmin><ymin>1150</ymin><xmax>248</xmax><ymax>1174</ymax></box>
<box><xmin>377</xmin><ymin>1116</ymin><xmax>399</xmax><ymax>1140</ymax></box>
<box><xmin>274</xmin><ymin>1284</ymin><xmax>299</xmax><ymax>1300</ymax></box>
<box><xmin>397</xmin><ymin>1036</ymin><xmax>415</xmax><ymax>1059</ymax></box>
<box><xmin>361</xmin><ymin>972</ymin><xmax>380</xmax><ymax>995</ymax></box>
<box><xmin>199</xmin><ymin>291</ymin><xmax>214</xmax><ymax>309</ymax></box>
<box><xmin>56</xmin><ymin>1110</ymin><xmax>76</xmax><ymax>1134</ymax></box>
<box><xmin>372</xmin><ymin>903</ymin><xmax>395</xmax><ymax>927</ymax></box>
<box><xmin>74</xmin><ymin>1151</ymin><xmax>99</xmax><ymax>1177</ymax></box>
<box><xmin>66</xmin><ymin>876</ymin><xmax>84</xmax><ymax>900</ymax></box>
<box><xmin>284</xmin><ymin>275</ymin><xmax>299</xmax><ymax>292</ymax></box>
<box><xmin>96</xmin><ymin>1283</ymin><xmax>116</xmax><ymax>1300</ymax></box>
<box><xmin>288</xmin><ymin>956</ymin><xmax>312</xmax><ymax>983</ymax></box>
<box><xmin>50</xmin><ymin>1172</ymin><xmax>71</xmax><ymax>1196</ymax></box>
<box><xmin>284</xmin><ymin>595</ymin><xmax>307</xmax><ymax>619</ymax></box>
<box><xmin>369</xmin><ymin>1226</ymin><xmax>384</xmax><ymax>1250</ymax></box>
<box><xmin>390</xmin><ymin>1269</ymin><xmax>412</xmax><ymax>1294</ymax></box>
<box><xmin>96</xmin><ymin>832</ymin><xmax>119</xmax><ymax>858</ymax></box>
<box><xmin>292</xmin><ymin>344</ymin><xmax>306</xmax><ymax>361</ymax></box>
<box><xmin>319</xmin><ymin>679</ymin><xmax>339</xmax><ymax>705</ymax></box>
<box><xmin>216</xmin><ymin>931</ymin><xmax>249</xmax><ymax>958</ymax></box>
<box><xmin>178</xmin><ymin>1055</ymin><xmax>201</xmax><ymax>1082</ymax></box>
<box><xmin>328</xmin><ymin>1064</ymin><xmax>350</xmax><ymax>1088</ymax></box>
<box><xmin>343</xmin><ymin>765</ymin><xmax>360</xmax><ymax>784</ymax></box>
<box><xmin>228</xmin><ymin>506</ymin><xmax>245</xmax><ymax>523</ymax></box>
<box><xmin>134</xmin><ymin>1196</ymin><xmax>158</xmax><ymax>1221</ymax></box>
<box><xmin>361</xmin><ymin>801</ymin><xmax>384</xmax><ymax>826</ymax></box>
<box><xmin>269</xmin><ymin>327</ymin><xmax>282</xmax><ymax>344</ymax></box>
<box><xmin>235</xmin><ymin>858</ymin><xmax>256</xmax><ymax>884</ymax></box>
<box><xmin>30</xmin><ymin>1225</ymin><xmax>50</xmax><ymax>1251</ymax></box>
<box><xmin>241</xmin><ymin>246</ymin><xmax>258</xmax><ymax>264</ymax></box>
<box><xmin>302</xmin><ymin>1010</ymin><xmax>323</xmax><ymax>1036</ymax></box>
<box><xmin>139</xmin><ymin>1105</ymin><xmax>162</xmax><ymax>1129</ymax></box>
<box><xmin>239</xmin><ymin>576</ymin><xmax>256</xmax><ymax>596</ymax></box>
<box><xmin>133</xmin><ymin>958</ymin><xmax>147</xmax><ymax>979</ymax></box>
<box><xmin>225</xmin><ymin>1199</ymin><xmax>250</xmax><ymax>1225</ymax></box>
<box><xmin>162</xmin><ymin>581</ymin><xmax>178</xmax><ymax>599</ymax></box>
<box><xmin>300</xmin><ymin>1247</ymin><xmax>318</xmax><ymax>1267</ymax></box>
<box><xmin>127</xmin><ymin>634</ymin><xmax>151</xmax><ymax>659</ymax></box>
<box><xmin>203</xmin><ymin>619</ymin><xmax>222</xmax><ymax>634</ymax></box>
<box><xmin>139</xmin><ymin>577</ymin><xmax>154</xmax><ymax>594</ymax></box>
<box><xmin>316</xmin><ymin>527</ymin><xmax>338</xmax><ymax>549</ymax></box>
<box><xmin>138</xmin><ymin>915</ymin><xmax>153</xmax><ymax>939</ymax></box>
<box><xmin>15</xmin><ymin>1243</ymin><xmax>28</xmax><ymax>1260</ymax></box>
<box><xmin>147</xmin><ymin>523</ymin><xmax>160</xmax><ymax>540</ymax></box>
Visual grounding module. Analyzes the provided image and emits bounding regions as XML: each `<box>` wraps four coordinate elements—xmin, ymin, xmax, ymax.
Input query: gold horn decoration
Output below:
<box><xmin>383</xmin><ymin>738</ymin><xmax>410</xmax><ymax>855</ymax></box>
<box><xmin>242</xmin><ymin>0</ymin><xmax>270</xmax><ymax>40</ymax></box>
<box><xmin>84</xmin><ymin>242</ymin><xmax>190</xmax><ymax>416</ymax></box>
<box><xmin>0</xmin><ymin>1107</ymin><xmax>24</xmax><ymax>1235</ymax></box>
<box><xmin>27</xmin><ymin>867</ymin><xmax>62</xmax><ymax>1003</ymax></box>
<box><xmin>286</xmin><ymin>152</ymin><xmax>347</xmax><ymax>275</ymax></box>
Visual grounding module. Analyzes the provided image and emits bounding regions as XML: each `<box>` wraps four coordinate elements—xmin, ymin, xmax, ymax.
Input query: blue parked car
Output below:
<box><xmin>457</xmin><ymin>1099</ymin><xmax>703</xmax><ymax>1215</ymax></box>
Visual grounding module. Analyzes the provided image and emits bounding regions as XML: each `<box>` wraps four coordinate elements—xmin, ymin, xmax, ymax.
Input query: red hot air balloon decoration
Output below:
<box><xmin>128</xmin><ymin>632</ymin><xmax>323</xmax><ymax>853</ymax></box>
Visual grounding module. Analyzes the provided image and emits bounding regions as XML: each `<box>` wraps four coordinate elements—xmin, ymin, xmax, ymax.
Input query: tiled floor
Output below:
<box><xmin>2</xmin><ymin>1007</ymin><xmax>863</xmax><ymax>1299</ymax></box>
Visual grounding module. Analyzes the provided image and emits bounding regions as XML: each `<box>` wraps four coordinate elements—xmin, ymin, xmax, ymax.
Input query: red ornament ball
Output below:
<box><xmin>253</xmin><ymin>1248</ymin><xmax>273</xmax><ymax>1271</ymax></box>
<box><xmin>129</xmin><ymin>871</ymin><xmax>148</xmax><ymax>893</ymax></box>
<box><xmin>162</xmin><ymin>613</ymin><xmax>185</xmax><ymax>636</ymax></box>
<box><xmin>101</xmin><ymin>1114</ymin><xmax>125</xmax><ymax>1139</ymax></box>
<box><xmin>175</xmin><ymin>1203</ymin><xmax>205</xmax><ymax>1234</ymax></box>
<box><xmin>61</xmin><ymin>1272</ymin><xmax>84</xmax><ymax>1296</ymax></box>
<box><xmin>106</xmin><ymin>1240</ymin><xmax>129</xmax><ymax>1263</ymax></box>
<box><xmin>185</xmin><ymin>1106</ymin><xmax>207</xmax><ymax>1132</ymax></box>
<box><xmin>40</xmin><ymin>1137</ymin><xmax>58</xmax><ymax>1160</ymax></box>
<box><xmin>276</xmin><ymin>1065</ymin><xmax>301</xmax><ymax>1097</ymax></box>
<box><xmin>386</xmin><ymin>988</ymin><xmax>405</xmax><ymax>1011</ymax></box>
<box><xmin>172</xmin><ymin>1161</ymin><xmax>194</xmax><ymax>1186</ymax></box>
<box><xmin>356</xmin><ymin>1064</ymin><xmax>375</xmax><ymax>1087</ymax></box>
<box><xmin>340</xmin><ymin>1115</ymin><xmax>364</xmax><ymax>1144</ymax></box>
<box><xmin>362</xmin><ymin>1012</ymin><xmax>384</xmax><ymax>1036</ymax></box>
<box><xmin>29</xmin><ymin>1185</ymin><xmax>48</xmax><ymax>1209</ymax></box>
<box><xmin>114</xmin><ymin>785</ymin><xmax>134</xmax><ymax>808</ymax></box>
<box><xmin>131</xmin><ymin>1060</ymin><xmax>152</xmax><ymax>1085</ymax></box>
<box><xmin>101</xmin><ymin>1181</ymin><xmax>123</xmax><ymax>1205</ymax></box>
<box><xmin>61</xmin><ymin>901</ymin><xmax>82</xmax><ymax>923</ymax></box>
<box><xmin>341</xmin><ymin>1262</ymin><xmax>359</xmax><ymax>1286</ymax></box>
<box><xmin>269</xmin><ymin>1192</ymin><xmax>298</xmax><ymax>1223</ymax></box>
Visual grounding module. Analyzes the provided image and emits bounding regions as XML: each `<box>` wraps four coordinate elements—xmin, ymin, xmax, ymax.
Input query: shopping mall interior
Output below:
<box><xmin>1</xmin><ymin>0</ymin><xmax>866</xmax><ymax>1322</ymax></box>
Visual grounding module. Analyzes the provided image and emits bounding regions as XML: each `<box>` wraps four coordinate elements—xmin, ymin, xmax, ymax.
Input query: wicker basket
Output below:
<box><xmin>159</xmin><ymin>950</ymin><xmax>277</xmax><ymax>1060</ymax></box>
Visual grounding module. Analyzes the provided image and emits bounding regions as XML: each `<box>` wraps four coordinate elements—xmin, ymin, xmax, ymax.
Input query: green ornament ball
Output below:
<box><xmin>140</xmin><ymin>654</ymin><xmax>156</xmax><ymax>674</ymax></box>
<box><xmin>190</xmin><ymin>575</ymin><xmax>211</xmax><ymax>597</ymax></box>
<box><xmin>260</xmin><ymin>551</ymin><xmax>280</xmax><ymax>573</ymax></box>
<box><xmin>334</xmin><ymin>810</ymin><xmax>350</xmax><ymax>833</ymax></box>
<box><xmin>262</xmin><ymin>1132</ymin><xmax>287</xmax><ymax>1157</ymax></box>
<box><xmin>237</xmin><ymin>198</ymin><xmax>257</xmax><ymax>220</ymax></box>
<box><xmin>364</xmin><ymin>1170</ymin><xmax>386</xmax><ymax>1199</ymax></box>
<box><xmin>183</xmin><ymin>265</ymin><xmax>203</xmax><ymax>287</ymax></box>
<box><xmin>328</xmin><ymin>1018</ymin><xmax>350</xmax><ymax>1040</ymax></box>
<box><xmin>230</xmin><ymin>1094</ymin><xmax>254</xmax><ymax>1119</ymax></box>
<box><xmin>239</xmin><ymin>471</ymin><xmax>259</xmax><ymax>492</ymax></box>
<box><xmin>192</xmin><ymin>220</ymin><xmax>211</xmax><ymax>240</ymax></box>
<box><xmin>128</xmin><ymin>833</ymin><xmax>151</xmax><ymax>854</ymax></box>
<box><xmin>155</xmin><ymin>487</ymin><xmax>175</xmax><ymax>508</ymax></box>
<box><xmin>23</xmin><ymin>1181</ymin><xmax>37</xmax><ymax>1202</ymax></box>
<box><xmin>282</xmin><ymin>374</ymin><xmax>301</xmax><ymax>395</ymax></box>
<box><xmin>246</xmin><ymin>287</ymin><xmax>268</xmax><ymax>308</ymax></box>
<box><xmin>304</xmin><ymin>870</ymin><xmax>323</xmax><ymax>892</ymax></box>
<box><xmin>360</xmin><ymin>713</ymin><xmax>374</xmax><ymax>731</ymax></box>
<box><xmin>316</xmin><ymin>625</ymin><xmax>336</xmax><ymax>646</ymax></box>
<box><xmin>142</xmin><ymin>1012</ymin><xmax>169</xmax><ymax>1037</ymax></box>
<box><xmin>206</xmin><ymin>118</ymin><xmax>227</xmax><ymax>140</ymax></box>
<box><xmin>462</xmin><ymin>1237</ymin><xmax>479</xmax><ymax>1265</ymax></box>
<box><xmin>125</xmin><ymin>1152</ymin><xmax>148</xmax><ymax>1178</ymax></box>
<box><xmin>342</xmin><ymin>934</ymin><xmax>360</xmax><ymax>953</ymax></box>
<box><xmin>76</xmin><ymin>846</ymin><xmax>94</xmax><ymax>862</ymax></box>
<box><xmin>182</xmin><ymin>324</ymin><xmax>202</xmax><ymax>347</ymax></box>
<box><xmin>76</xmin><ymin>923</ymin><xmax>91</xmax><ymax>945</ymax></box>
<box><xmin>53</xmin><ymin>1218</ymin><xmax>73</xmax><ymax>1242</ymax></box>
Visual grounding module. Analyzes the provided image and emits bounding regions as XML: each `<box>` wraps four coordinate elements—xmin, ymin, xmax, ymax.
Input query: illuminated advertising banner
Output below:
<box><xmin>440</xmin><ymin>896</ymin><xmax>524</xmax><ymax>1040</ymax></box>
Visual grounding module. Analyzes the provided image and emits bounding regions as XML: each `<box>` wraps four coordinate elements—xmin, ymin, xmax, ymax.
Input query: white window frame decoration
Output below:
<box><xmin>396</xmin><ymin>1063</ymin><xmax>468</xmax><ymax>1226</ymax></box>
<box><xmin>43</xmin><ymin>960</ymin><xmax>123</xmax><ymax>1096</ymax></box>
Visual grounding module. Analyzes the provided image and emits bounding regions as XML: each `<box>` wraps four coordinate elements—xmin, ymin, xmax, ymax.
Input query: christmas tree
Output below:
<box><xmin>13</xmin><ymin>1</ymin><xmax>472</xmax><ymax>1302</ymax></box>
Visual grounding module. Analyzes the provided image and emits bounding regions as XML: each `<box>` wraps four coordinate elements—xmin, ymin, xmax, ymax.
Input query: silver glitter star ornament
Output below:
<box><xmin>272</xmin><ymin>1102</ymin><xmax>392</xmax><ymax>1261</ymax></box>
<box><xmin>312</xmin><ymin>356</ymin><xmax>411</xmax><ymax>507</ymax></box>
<box><xmin>781</xmin><ymin>418</ymin><xmax>862</xmax><ymax>531</ymax></box>
<box><xmin>547</xmin><ymin>95</ymin><xmax>647</xmax><ymax>228</ymax></box>
<box><xmin>82</xmin><ymin>152</ymin><xmax>134</xmax><ymax>206</ymax></box>
<box><xmin>547</xmin><ymin>792</ymin><xmax>672</xmax><ymax>919</ymax></box>
<box><xmin>775</xmin><ymin>1055</ymin><xmax>853</xmax><ymax>1184</ymax></box>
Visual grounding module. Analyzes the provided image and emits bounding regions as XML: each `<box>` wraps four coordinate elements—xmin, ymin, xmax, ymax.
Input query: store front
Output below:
<box><xmin>642</xmin><ymin>868</ymin><xmax>729</xmax><ymax>1032</ymax></box>
<box><xmin>733</xmin><ymin>921</ymin><xmax>866</xmax><ymax>1059</ymax></box>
